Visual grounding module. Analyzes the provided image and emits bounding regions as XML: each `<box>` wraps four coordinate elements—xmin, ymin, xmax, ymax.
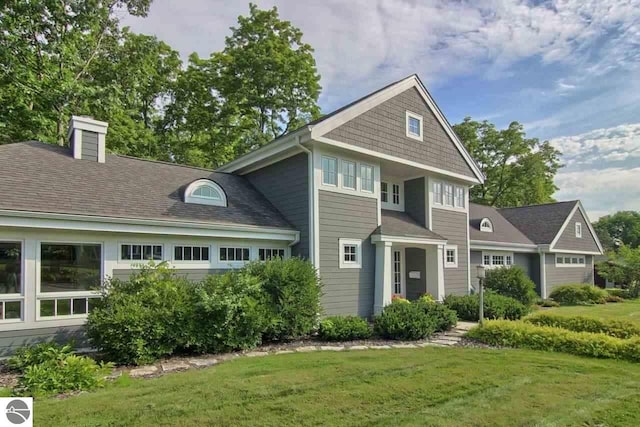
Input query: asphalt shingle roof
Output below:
<box><xmin>0</xmin><ymin>142</ymin><xmax>294</xmax><ymax>230</ymax></box>
<box><xmin>374</xmin><ymin>210</ymin><xmax>446</xmax><ymax>240</ymax></box>
<box><xmin>498</xmin><ymin>201</ymin><xmax>578</xmax><ymax>244</ymax></box>
<box><xmin>469</xmin><ymin>203</ymin><xmax>534</xmax><ymax>245</ymax></box>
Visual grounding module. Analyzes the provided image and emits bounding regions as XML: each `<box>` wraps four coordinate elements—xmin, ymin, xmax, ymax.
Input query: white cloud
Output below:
<box><xmin>550</xmin><ymin>123</ymin><xmax>640</xmax><ymax>164</ymax></box>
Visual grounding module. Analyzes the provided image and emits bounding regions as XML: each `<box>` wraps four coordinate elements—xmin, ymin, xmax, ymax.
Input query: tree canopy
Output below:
<box><xmin>593</xmin><ymin>211</ymin><xmax>640</xmax><ymax>251</ymax></box>
<box><xmin>453</xmin><ymin>118</ymin><xmax>562</xmax><ymax>207</ymax></box>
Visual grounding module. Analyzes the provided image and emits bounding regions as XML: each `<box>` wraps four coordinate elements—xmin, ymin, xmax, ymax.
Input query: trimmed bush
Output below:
<box><xmin>415</xmin><ymin>301</ymin><xmax>458</xmax><ymax>332</ymax></box>
<box><xmin>606</xmin><ymin>295</ymin><xmax>625</xmax><ymax>303</ymax></box>
<box><xmin>607</xmin><ymin>288</ymin><xmax>634</xmax><ymax>299</ymax></box>
<box><xmin>525</xmin><ymin>313</ymin><xmax>640</xmax><ymax>339</ymax></box>
<box><xmin>374</xmin><ymin>300</ymin><xmax>437</xmax><ymax>340</ymax></box>
<box><xmin>246</xmin><ymin>257</ymin><xmax>321</xmax><ymax>341</ymax></box>
<box><xmin>549</xmin><ymin>284</ymin><xmax>608</xmax><ymax>305</ymax></box>
<box><xmin>9</xmin><ymin>343</ymin><xmax>112</xmax><ymax>396</ymax></box>
<box><xmin>318</xmin><ymin>316</ymin><xmax>371</xmax><ymax>341</ymax></box>
<box><xmin>444</xmin><ymin>292</ymin><xmax>529</xmax><ymax>321</ymax></box>
<box><xmin>484</xmin><ymin>266</ymin><xmax>538</xmax><ymax>306</ymax></box>
<box><xmin>466</xmin><ymin>320</ymin><xmax>640</xmax><ymax>363</ymax></box>
<box><xmin>87</xmin><ymin>264</ymin><xmax>196</xmax><ymax>365</ymax></box>
<box><xmin>193</xmin><ymin>270</ymin><xmax>269</xmax><ymax>353</ymax></box>
<box><xmin>540</xmin><ymin>299</ymin><xmax>560</xmax><ymax>307</ymax></box>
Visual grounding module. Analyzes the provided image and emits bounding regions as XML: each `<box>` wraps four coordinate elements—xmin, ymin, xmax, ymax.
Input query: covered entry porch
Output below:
<box><xmin>372</xmin><ymin>211</ymin><xmax>447</xmax><ymax>314</ymax></box>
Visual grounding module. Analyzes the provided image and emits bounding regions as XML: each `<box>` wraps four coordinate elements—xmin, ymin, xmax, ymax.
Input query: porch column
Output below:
<box><xmin>436</xmin><ymin>244</ymin><xmax>445</xmax><ymax>301</ymax></box>
<box><xmin>540</xmin><ymin>252</ymin><xmax>547</xmax><ymax>299</ymax></box>
<box><xmin>374</xmin><ymin>241</ymin><xmax>393</xmax><ymax>314</ymax></box>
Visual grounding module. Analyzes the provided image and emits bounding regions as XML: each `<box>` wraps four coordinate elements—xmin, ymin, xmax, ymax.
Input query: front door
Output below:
<box><xmin>393</xmin><ymin>249</ymin><xmax>404</xmax><ymax>298</ymax></box>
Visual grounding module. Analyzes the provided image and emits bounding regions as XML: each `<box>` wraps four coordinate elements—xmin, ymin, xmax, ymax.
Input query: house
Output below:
<box><xmin>469</xmin><ymin>202</ymin><xmax>603</xmax><ymax>298</ymax></box>
<box><xmin>0</xmin><ymin>74</ymin><xmax>602</xmax><ymax>354</ymax></box>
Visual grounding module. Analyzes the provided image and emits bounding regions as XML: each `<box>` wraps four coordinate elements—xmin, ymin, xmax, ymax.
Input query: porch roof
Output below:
<box><xmin>374</xmin><ymin>210</ymin><xmax>446</xmax><ymax>241</ymax></box>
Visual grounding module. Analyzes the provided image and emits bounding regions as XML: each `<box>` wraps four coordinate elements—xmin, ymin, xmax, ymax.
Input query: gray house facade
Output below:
<box><xmin>0</xmin><ymin>75</ymin><xmax>601</xmax><ymax>353</ymax></box>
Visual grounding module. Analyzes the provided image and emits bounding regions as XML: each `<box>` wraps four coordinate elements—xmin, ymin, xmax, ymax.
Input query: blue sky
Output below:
<box><xmin>122</xmin><ymin>0</ymin><xmax>640</xmax><ymax>220</ymax></box>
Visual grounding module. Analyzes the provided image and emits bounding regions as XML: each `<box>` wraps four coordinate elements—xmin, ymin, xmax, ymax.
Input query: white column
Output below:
<box><xmin>540</xmin><ymin>252</ymin><xmax>547</xmax><ymax>299</ymax></box>
<box><xmin>436</xmin><ymin>244</ymin><xmax>445</xmax><ymax>301</ymax></box>
<box><xmin>374</xmin><ymin>241</ymin><xmax>393</xmax><ymax>314</ymax></box>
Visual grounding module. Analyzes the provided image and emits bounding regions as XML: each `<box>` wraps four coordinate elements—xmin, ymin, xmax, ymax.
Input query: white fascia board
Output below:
<box><xmin>549</xmin><ymin>249</ymin><xmax>602</xmax><ymax>255</ymax></box>
<box><xmin>310</xmin><ymin>75</ymin><xmax>485</xmax><ymax>184</ymax></box>
<box><xmin>216</xmin><ymin>128</ymin><xmax>310</xmax><ymax>173</ymax></box>
<box><xmin>371</xmin><ymin>234</ymin><xmax>447</xmax><ymax>246</ymax></box>
<box><xmin>548</xmin><ymin>201</ymin><xmax>604</xmax><ymax>255</ymax></box>
<box><xmin>314</xmin><ymin>136</ymin><xmax>481</xmax><ymax>185</ymax></box>
<box><xmin>0</xmin><ymin>210</ymin><xmax>299</xmax><ymax>242</ymax></box>
<box><xmin>69</xmin><ymin>116</ymin><xmax>109</xmax><ymax>135</ymax></box>
<box><xmin>469</xmin><ymin>240</ymin><xmax>539</xmax><ymax>253</ymax></box>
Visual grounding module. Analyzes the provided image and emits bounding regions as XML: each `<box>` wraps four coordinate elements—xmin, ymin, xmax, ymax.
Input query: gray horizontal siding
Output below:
<box><xmin>111</xmin><ymin>269</ymin><xmax>227</xmax><ymax>282</ymax></box>
<box><xmin>432</xmin><ymin>208</ymin><xmax>468</xmax><ymax>295</ymax></box>
<box><xmin>469</xmin><ymin>251</ymin><xmax>538</xmax><ymax>291</ymax></box>
<box><xmin>0</xmin><ymin>326</ymin><xmax>87</xmax><ymax>357</ymax></box>
<box><xmin>81</xmin><ymin>131</ymin><xmax>99</xmax><ymax>161</ymax></box>
<box><xmin>554</xmin><ymin>209</ymin><xmax>600</xmax><ymax>253</ymax></box>
<box><xmin>247</xmin><ymin>153</ymin><xmax>309</xmax><ymax>259</ymax></box>
<box><xmin>404</xmin><ymin>178</ymin><xmax>425</xmax><ymax>226</ymax></box>
<box><xmin>319</xmin><ymin>191</ymin><xmax>377</xmax><ymax>317</ymax></box>
<box><xmin>546</xmin><ymin>253</ymin><xmax>594</xmax><ymax>292</ymax></box>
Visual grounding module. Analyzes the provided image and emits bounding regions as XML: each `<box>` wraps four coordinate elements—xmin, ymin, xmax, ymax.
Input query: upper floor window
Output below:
<box><xmin>433</xmin><ymin>180</ymin><xmax>465</xmax><ymax>210</ymax></box>
<box><xmin>575</xmin><ymin>222</ymin><xmax>582</xmax><ymax>238</ymax></box>
<box><xmin>480</xmin><ymin>218</ymin><xmax>493</xmax><ymax>232</ymax></box>
<box><xmin>361</xmin><ymin>164</ymin><xmax>374</xmax><ymax>193</ymax></box>
<box><xmin>184</xmin><ymin>179</ymin><xmax>227</xmax><ymax>207</ymax></box>
<box><xmin>321</xmin><ymin>156</ymin><xmax>338</xmax><ymax>186</ymax></box>
<box><xmin>406</xmin><ymin>111</ymin><xmax>423</xmax><ymax>141</ymax></box>
<box><xmin>392</xmin><ymin>184</ymin><xmax>400</xmax><ymax>204</ymax></box>
<box><xmin>381</xmin><ymin>182</ymin><xmax>388</xmax><ymax>202</ymax></box>
<box><xmin>433</xmin><ymin>181</ymin><xmax>443</xmax><ymax>205</ymax></box>
<box><xmin>454</xmin><ymin>186</ymin><xmax>465</xmax><ymax>208</ymax></box>
<box><xmin>444</xmin><ymin>184</ymin><xmax>454</xmax><ymax>206</ymax></box>
<box><xmin>381</xmin><ymin>180</ymin><xmax>402</xmax><ymax>210</ymax></box>
<box><xmin>342</xmin><ymin>160</ymin><xmax>356</xmax><ymax>190</ymax></box>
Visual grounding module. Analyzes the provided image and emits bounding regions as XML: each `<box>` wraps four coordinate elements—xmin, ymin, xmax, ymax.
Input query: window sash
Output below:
<box><xmin>575</xmin><ymin>223</ymin><xmax>582</xmax><ymax>238</ymax></box>
<box><xmin>381</xmin><ymin>182</ymin><xmax>388</xmax><ymax>202</ymax></box>
<box><xmin>454</xmin><ymin>186</ymin><xmax>465</xmax><ymax>208</ymax></box>
<box><xmin>121</xmin><ymin>244</ymin><xmax>162</xmax><ymax>261</ymax></box>
<box><xmin>258</xmin><ymin>248</ymin><xmax>286</xmax><ymax>261</ymax></box>
<box><xmin>174</xmin><ymin>246</ymin><xmax>209</xmax><ymax>262</ymax></box>
<box><xmin>219</xmin><ymin>247</ymin><xmax>250</xmax><ymax>262</ymax></box>
<box><xmin>408</xmin><ymin>117</ymin><xmax>421</xmax><ymax>136</ymax></box>
<box><xmin>392</xmin><ymin>184</ymin><xmax>400</xmax><ymax>204</ymax></box>
<box><xmin>444</xmin><ymin>184</ymin><xmax>454</xmax><ymax>206</ymax></box>
<box><xmin>361</xmin><ymin>164</ymin><xmax>374</xmax><ymax>192</ymax></box>
<box><xmin>322</xmin><ymin>156</ymin><xmax>337</xmax><ymax>186</ymax></box>
<box><xmin>433</xmin><ymin>182</ymin><xmax>443</xmax><ymax>205</ymax></box>
<box><xmin>0</xmin><ymin>242</ymin><xmax>21</xmax><ymax>295</ymax></box>
<box><xmin>41</xmin><ymin>243</ymin><xmax>102</xmax><ymax>293</ymax></box>
<box><xmin>342</xmin><ymin>161</ymin><xmax>356</xmax><ymax>189</ymax></box>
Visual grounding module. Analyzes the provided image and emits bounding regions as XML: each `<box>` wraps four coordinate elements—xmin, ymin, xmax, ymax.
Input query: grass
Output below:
<box><xmin>36</xmin><ymin>347</ymin><xmax>640</xmax><ymax>427</ymax></box>
<box><xmin>546</xmin><ymin>298</ymin><xmax>640</xmax><ymax>323</ymax></box>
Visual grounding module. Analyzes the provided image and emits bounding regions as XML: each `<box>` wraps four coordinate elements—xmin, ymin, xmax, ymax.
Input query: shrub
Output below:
<box><xmin>415</xmin><ymin>301</ymin><xmax>458</xmax><ymax>332</ymax></box>
<box><xmin>418</xmin><ymin>293</ymin><xmax>436</xmax><ymax>304</ymax></box>
<box><xmin>444</xmin><ymin>292</ymin><xmax>529</xmax><ymax>321</ymax></box>
<box><xmin>525</xmin><ymin>313</ymin><xmax>640</xmax><ymax>339</ymax></box>
<box><xmin>9</xmin><ymin>343</ymin><xmax>113</xmax><ymax>396</ymax></box>
<box><xmin>466</xmin><ymin>320</ymin><xmax>640</xmax><ymax>363</ymax></box>
<box><xmin>192</xmin><ymin>271</ymin><xmax>269</xmax><ymax>353</ymax></box>
<box><xmin>86</xmin><ymin>264</ymin><xmax>196</xmax><ymax>365</ymax></box>
<box><xmin>549</xmin><ymin>284</ymin><xmax>608</xmax><ymax>305</ymax></box>
<box><xmin>246</xmin><ymin>258</ymin><xmax>321</xmax><ymax>341</ymax></box>
<box><xmin>540</xmin><ymin>299</ymin><xmax>560</xmax><ymax>307</ymax></box>
<box><xmin>606</xmin><ymin>295</ymin><xmax>625</xmax><ymax>303</ymax></box>
<box><xmin>484</xmin><ymin>266</ymin><xmax>538</xmax><ymax>306</ymax></box>
<box><xmin>606</xmin><ymin>288</ymin><xmax>633</xmax><ymax>299</ymax></box>
<box><xmin>374</xmin><ymin>300</ymin><xmax>437</xmax><ymax>340</ymax></box>
<box><xmin>318</xmin><ymin>316</ymin><xmax>372</xmax><ymax>341</ymax></box>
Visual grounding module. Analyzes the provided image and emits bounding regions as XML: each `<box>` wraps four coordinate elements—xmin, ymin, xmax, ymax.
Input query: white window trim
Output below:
<box><xmin>381</xmin><ymin>178</ymin><xmax>405</xmax><ymax>211</ymax></box>
<box><xmin>481</xmin><ymin>251</ymin><xmax>514</xmax><ymax>269</ymax></box>
<box><xmin>118</xmin><ymin>242</ymin><xmax>164</xmax><ymax>264</ymax></box>
<box><xmin>341</xmin><ymin>159</ymin><xmax>357</xmax><ymax>191</ymax></box>
<box><xmin>575</xmin><ymin>222</ymin><xmax>582</xmax><ymax>238</ymax></box>
<box><xmin>218</xmin><ymin>246</ymin><xmax>251</xmax><ymax>264</ymax></box>
<box><xmin>172</xmin><ymin>245</ymin><xmax>211</xmax><ymax>263</ymax></box>
<box><xmin>444</xmin><ymin>245</ymin><xmax>458</xmax><ymax>268</ymax></box>
<box><xmin>555</xmin><ymin>253</ymin><xmax>586</xmax><ymax>268</ymax></box>
<box><xmin>184</xmin><ymin>179</ymin><xmax>227</xmax><ymax>207</ymax></box>
<box><xmin>480</xmin><ymin>218</ymin><xmax>493</xmax><ymax>233</ymax></box>
<box><xmin>0</xmin><ymin>239</ymin><xmax>25</xmax><ymax>323</ymax></box>
<box><xmin>360</xmin><ymin>163</ymin><xmax>374</xmax><ymax>193</ymax></box>
<box><xmin>339</xmin><ymin>238</ymin><xmax>362</xmax><ymax>269</ymax></box>
<box><xmin>258</xmin><ymin>248</ymin><xmax>287</xmax><ymax>261</ymax></box>
<box><xmin>432</xmin><ymin>181</ymin><xmax>443</xmax><ymax>206</ymax></box>
<box><xmin>321</xmin><ymin>155</ymin><xmax>338</xmax><ymax>187</ymax></box>
<box><xmin>431</xmin><ymin>180</ymin><xmax>467</xmax><ymax>212</ymax></box>
<box><xmin>405</xmin><ymin>111</ymin><xmax>423</xmax><ymax>141</ymax></box>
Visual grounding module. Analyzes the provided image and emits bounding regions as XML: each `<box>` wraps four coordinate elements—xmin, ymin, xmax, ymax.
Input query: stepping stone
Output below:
<box><xmin>430</xmin><ymin>339</ymin><xmax>458</xmax><ymax>346</ymax></box>
<box><xmin>392</xmin><ymin>344</ymin><xmax>417</xmax><ymax>349</ymax></box>
<box><xmin>439</xmin><ymin>335</ymin><xmax>462</xmax><ymax>342</ymax></box>
<box><xmin>161</xmin><ymin>361</ymin><xmax>190</xmax><ymax>372</ymax></box>
<box><xmin>369</xmin><ymin>345</ymin><xmax>392</xmax><ymax>350</ymax></box>
<box><xmin>245</xmin><ymin>351</ymin><xmax>269</xmax><ymax>358</ymax></box>
<box><xmin>188</xmin><ymin>358</ymin><xmax>218</xmax><ymax>368</ymax></box>
<box><xmin>275</xmin><ymin>350</ymin><xmax>294</xmax><ymax>355</ymax></box>
<box><xmin>455</xmin><ymin>321</ymin><xmax>478</xmax><ymax>331</ymax></box>
<box><xmin>348</xmin><ymin>345</ymin><xmax>369</xmax><ymax>351</ymax></box>
<box><xmin>105</xmin><ymin>370</ymin><xmax>122</xmax><ymax>380</ymax></box>
<box><xmin>320</xmin><ymin>346</ymin><xmax>344</xmax><ymax>351</ymax></box>
<box><xmin>295</xmin><ymin>346</ymin><xmax>318</xmax><ymax>352</ymax></box>
<box><xmin>129</xmin><ymin>366</ymin><xmax>158</xmax><ymax>377</ymax></box>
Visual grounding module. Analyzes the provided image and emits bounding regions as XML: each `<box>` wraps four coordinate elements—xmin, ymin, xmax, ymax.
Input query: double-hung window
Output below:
<box><xmin>342</xmin><ymin>160</ymin><xmax>356</xmax><ymax>190</ymax></box>
<box><xmin>321</xmin><ymin>156</ymin><xmax>337</xmax><ymax>186</ymax></box>
<box><xmin>392</xmin><ymin>184</ymin><xmax>400</xmax><ymax>204</ymax></box>
<box><xmin>360</xmin><ymin>164</ymin><xmax>374</xmax><ymax>192</ymax></box>
<box><xmin>454</xmin><ymin>186</ymin><xmax>465</xmax><ymax>208</ymax></box>
<box><xmin>381</xmin><ymin>182</ymin><xmax>388</xmax><ymax>203</ymax></box>
<box><xmin>444</xmin><ymin>184</ymin><xmax>454</xmax><ymax>206</ymax></box>
<box><xmin>339</xmin><ymin>239</ymin><xmax>362</xmax><ymax>269</ymax></box>
<box><xmin>433</xmin><ymin>181</ymin><xmax>443</xmax><ymax>205</ymax></box>
<box><xmin>406</xmin><ymin>111</ymin><xmax>423</xmax><ymax>141</ymax></box>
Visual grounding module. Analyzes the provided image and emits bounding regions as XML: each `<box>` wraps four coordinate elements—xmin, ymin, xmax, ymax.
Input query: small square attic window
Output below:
<box><xmin>406</xmin><ymin>111</ymin><xmax>423</xmax><ymax>141</ymax></box>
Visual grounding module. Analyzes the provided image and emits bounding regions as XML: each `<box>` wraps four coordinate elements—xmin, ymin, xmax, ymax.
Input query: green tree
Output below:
<box><xmin>0</xmin><ymin>0</ymin><xmax>152</xmax><ymax>145</ymax></box>
<box><xmin>593</xmin><ymin>211</ymin><xmax>640</xmax><ymax>251</ymax></box>
<box><xmin>597</xmin><ymin>245</ymin><xmax>640</xmax><ymax>296</ymax></box>
<box><xmin>453</xmin><ymin>118</ymin><xmax>562</xmax><ymax>207</ymax></box>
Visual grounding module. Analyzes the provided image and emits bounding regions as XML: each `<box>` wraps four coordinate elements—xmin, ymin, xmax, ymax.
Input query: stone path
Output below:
<box><xmin>126</xmin><ymin>321</ymin><xmax>478</xmax><ymax>379</ymax></box>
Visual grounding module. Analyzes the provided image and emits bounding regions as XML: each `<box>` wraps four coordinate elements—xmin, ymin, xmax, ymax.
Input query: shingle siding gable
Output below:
<box><xmin>553</xmin><ymin>209</ymin><xmax>600</xmax><ymax>253</ymax></box>
<box><xmin>322</xmin><ymin>87</ymin><xmax>476</xmax><ymax>178</ymax></box>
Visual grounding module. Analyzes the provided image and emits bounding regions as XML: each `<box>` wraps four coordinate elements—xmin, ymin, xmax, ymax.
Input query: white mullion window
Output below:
<box><xmin>575</xmin><ymin>223</ymin><xmax>582</xmax><ymax>238</ymax></box>
<box><xmin>339</xmin><ymin>239</ymin><xmax>362</xmax><ymax>269</ymax></box>
<box><xmin>258</xmin><ymin>248</ymin><xmax>286</xmax><ymax>261</ymax></box>
<box><xmin>482</xmin><ymin>251</ymin><xmax>514</xmax><ymax>269</ymax></box>
<box><xmin>360</xmin><ymin>164</ymin><xmax>374</xmax><ymax>193</ymax></box>
<box><xmin>121</xmin><ymin>243</ymin><xmax>163</xmax><ymax>261</ymax></box>
<box><xmin>321</xmin><ymin>156</ymin><xmax>338</xmax><ymax>186</ymax></box>
<box><xmin>393</xmin><ymin>250</ymin><xmax>403</xmax><ymax>295</ymax></box>
<box><xmin>342</xmin><ymin>160</ymin><xmax>356</xmax><ymax>190</ymax></box>
<box><xmin>454</xmin><ymin>186</ymin><xmax>465</xmax><ymax>208</ymax></box>
<box><xmin>0</xmin><ymin>240</ymin><xmax>23</xmax><ymax>322</ymax></box>
<box><xmin>174</xmin><ymin>245</ymin><xmax>210</xmax><ymax>262</ymax></box>
<box><xmin>433</xmin><ymin>181</ymin><xmax>443</xmax><ymax>205</ymax></box>
<box><xmin>444</xmin><ymin>184</ymin><xmax>454</xmax><ymax>207</ymax></box>
<box><xmin>381</xmin><ymin>182</ymin><xmax>389</xmax><ymax>203</ymax></box>
<box><xmin>556</xmin><ymin>253</ymin><xmax>586</xmax><ymax>267</ymax></box>
<box><xmin>444</xmin><ymin>245</ymin><xmax>458</xmax><ymax>268</ymax></box>
<box><xmin>219</xmin><ymin>247</ymin><xmax>250</xmax><ymax>263</ymax></box>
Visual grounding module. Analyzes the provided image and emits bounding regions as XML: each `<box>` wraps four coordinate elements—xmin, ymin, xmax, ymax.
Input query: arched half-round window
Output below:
<box><xmin>184</xmin><ymin>179</ymin><xmax>227</xmax><ymax>207</ymax></box>
<box><xmin>480</xmin><ymin>218</ymin><xmax>493</xmax><ymax>233</ymax></box>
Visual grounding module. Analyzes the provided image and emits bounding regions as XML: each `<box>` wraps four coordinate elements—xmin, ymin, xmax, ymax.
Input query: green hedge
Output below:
<box><xmin>484</xmin><ymin>267</ymin><xmax>537</xmax><ymax>306</ymax></box>
<box><xmin>467</xmin><ymin>320</ymin><xmax>640</xmax><ymax>362</ymax></box>
<box><xmin>525</xmin><ymin>313</ymin><xmax>640</xmax><ymax>339</ymax></box>
<box><xmin>443</xmin><ymin>292</ymin><xmax>529</xmax><ymax>321</ymax></box>
<box><xmin>548</xmin><ymin>284</ymin><xmax>608</xmax><ymax>305</ymax></box>
<box><xmin>373</xmin><ymin>300</ymin><xmax>436</xmax><ymax>340</ymax></box>
<box><xmin>607</xmin><ymin>289</ymin><xmax>634</xmax><ymax>299</ymax></box>
<box><xmin>318</xmin><ymin>316</ymin><xmax>371</xmax><ymax>341</ymax></box>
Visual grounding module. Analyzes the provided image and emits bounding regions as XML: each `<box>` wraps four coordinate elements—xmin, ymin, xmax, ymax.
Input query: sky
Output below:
<box><xmin>121</xmin><ymin>0</ymin><xmax>640</xmax><ymax>220</ymax></box>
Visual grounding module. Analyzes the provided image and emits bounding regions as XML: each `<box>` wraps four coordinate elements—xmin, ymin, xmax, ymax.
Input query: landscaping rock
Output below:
<box><xmin>369</xmin><ymin>345</ymin><xmax>392</xmax><ymax>350</ymax></box>
<box><xmin>105</xmin><ymin>370</ymin><xmax>123</xmax><ymax>380</ymax></box>
<box><xmin>430</xmin><ymin>339</ymin><xmax>458</xmax><ymax>346</ymax></box>
<box><xmin>348</xmin><ymin>345</ymin><xmax>369</xmax><ymax>351</ymax></box>
<box><xmin>391</xmin><ymin>344</ymin><xmax>417</xmax><ymax>349</ymax></box>
<box><xmin>295</xmin><ymin>346</ymin><xmax>318</xmax><ymax>353</ymax></box>
<box><xmin>275</xmin><ymin>350</ymin><xmax>294</xmax><ymax>355</ymax></box>
<box><xmin>245</xmin><ymin>351</ymin><xmax>269</xmax><ymax>358</ymax></box>
<box><xmin>161</xmin><ymin>361</ymin><xmax>190</xmax><ymax>372</ymax></box>
<box><xmin>320</xmin><ymin>346</ymin><xmax>344</xmax><ymax>351</ymax></box>
<box><xmin>129</xmin><ymin>366</ymin><xmax>158</xmax><ymax>377</ymax></box>
<box><xmin>188</xmin><ymin>358</ymin><xmax>219</xmax><ymax>368</ymax></box>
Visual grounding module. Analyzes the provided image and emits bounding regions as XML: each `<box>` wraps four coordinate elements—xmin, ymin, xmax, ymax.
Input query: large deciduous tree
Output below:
<box><xmin>453</xmin><ymin>118</ymin><xmax>562</xmax><ymax>207</ymax></box>
<box><xmin>593</xmin><ymin>211</ymin><xmax>640</xmax><ymax>251</ymax></box>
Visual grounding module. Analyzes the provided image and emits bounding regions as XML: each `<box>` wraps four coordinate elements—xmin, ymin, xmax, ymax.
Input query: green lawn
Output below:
<box><xmin>37</xmin><ymin>347</ymin><xmax>640</xmax><ymax>427</ymax></box>
<box><xmin>546</xmin><ymin>298</ymin><xmax>640</xmax><ymax>323</ymax></box>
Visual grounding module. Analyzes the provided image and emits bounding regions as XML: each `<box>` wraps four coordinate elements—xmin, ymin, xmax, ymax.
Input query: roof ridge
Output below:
<box><xmin>112</xmin><ymin>153</ymin><xmax>230</xmax><ymax>174</ymax></box>
<box><xmin>498</xmin><ymin>200</ymin><xmax>578</xmax><ymax>210</ymax></box>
